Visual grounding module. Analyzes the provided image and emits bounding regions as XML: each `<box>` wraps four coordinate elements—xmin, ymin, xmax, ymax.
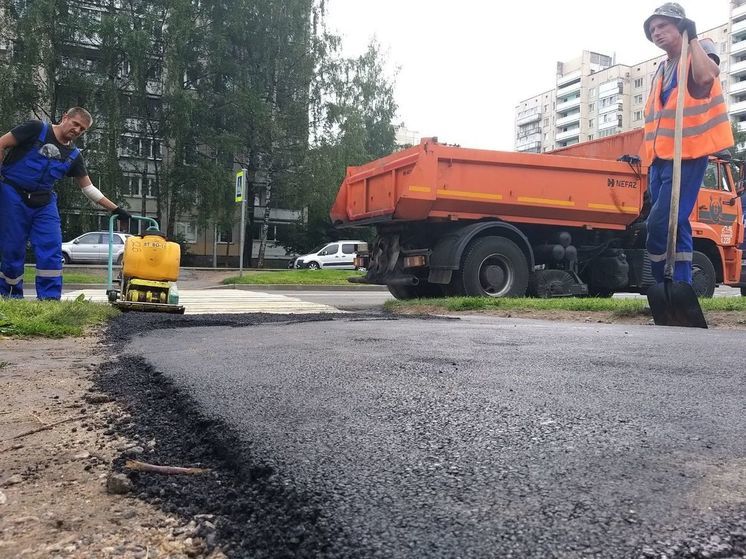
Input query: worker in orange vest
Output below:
<box><xmin>642</xmin><ymin>3</ymin><xmax>734</xmax><ymax>284</ymax></box>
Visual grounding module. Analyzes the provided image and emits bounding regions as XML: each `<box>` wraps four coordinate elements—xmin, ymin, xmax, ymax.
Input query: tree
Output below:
<box><xmin>277</xmin><ymin>39</ymin><xmax>398</xmax><ymax>254</ymax></box>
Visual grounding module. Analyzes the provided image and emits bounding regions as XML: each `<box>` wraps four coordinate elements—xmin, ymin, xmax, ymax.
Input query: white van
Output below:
<box><xmin>294</xmin><ymin>240</ymin><xmax>367</xmax><ymax>270</ymax></box>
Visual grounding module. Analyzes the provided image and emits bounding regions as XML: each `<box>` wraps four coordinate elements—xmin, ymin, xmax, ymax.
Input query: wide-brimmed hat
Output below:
<box><xmin>644</xmin><ymin>2</ymin><xmax>686</xmax><ymax>41</ymax></box>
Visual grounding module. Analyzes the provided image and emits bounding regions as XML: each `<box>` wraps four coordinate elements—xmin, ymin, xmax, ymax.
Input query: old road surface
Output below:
<box><xmin>106</xmin><ymin>313</ymin><xmax>746</xmax><ymax>558</ymax></box>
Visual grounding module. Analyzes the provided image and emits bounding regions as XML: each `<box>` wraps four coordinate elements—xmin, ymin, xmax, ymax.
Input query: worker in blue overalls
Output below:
<box><xmin>0</xmin><ymin>107</ymin><xmax>131</xmax><ymax>299</ymax></box>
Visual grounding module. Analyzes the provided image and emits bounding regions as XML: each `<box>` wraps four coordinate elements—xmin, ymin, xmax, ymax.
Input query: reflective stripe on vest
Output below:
<box><xmin>643</xmin><ymin>56</ymin><xmax>734</xmax><ymax>163</ymax></box>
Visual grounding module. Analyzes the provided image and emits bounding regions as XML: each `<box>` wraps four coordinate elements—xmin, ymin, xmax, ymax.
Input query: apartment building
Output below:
<box><xmin>515</xmin><ymin>21</ymin><xmax>731</xmax><ymax>153</ymax></box>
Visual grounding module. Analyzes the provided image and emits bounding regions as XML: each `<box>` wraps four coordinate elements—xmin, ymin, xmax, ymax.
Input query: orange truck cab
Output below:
<box><xmin>330</xmin><ymin>130</ymin><xmax>745</xmax><ymax>299</ymax></box>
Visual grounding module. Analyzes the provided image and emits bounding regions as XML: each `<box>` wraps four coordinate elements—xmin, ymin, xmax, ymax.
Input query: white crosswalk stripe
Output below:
<box><xmin>62</xmin><ymin>289</ymin><xmax>342</xmax><ymax>314</ymax></box>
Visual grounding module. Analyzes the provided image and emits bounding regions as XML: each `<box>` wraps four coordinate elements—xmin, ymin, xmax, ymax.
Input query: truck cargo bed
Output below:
<box><xmin>330</xmin><ymin>138</ymin><xmax>644</xmax><ymax>231</ymax></box>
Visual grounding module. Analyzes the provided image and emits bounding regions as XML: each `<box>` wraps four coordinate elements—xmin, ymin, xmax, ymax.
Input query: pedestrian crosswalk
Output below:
<box><xmin>62</xmin><ymin>289</ymin><xmax>342</xmax><ymax>314</ymax></box>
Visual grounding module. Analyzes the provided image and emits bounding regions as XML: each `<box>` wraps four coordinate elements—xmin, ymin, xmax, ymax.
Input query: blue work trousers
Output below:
<box><xmin>0</xmin><ymin>182</ymin><xmax>63</xmax><ymax>299</ymax></box>
<box><xmin>646</xmin><ymin>157</ymin><xmax>708</xmax><ymax>284</ymax></box>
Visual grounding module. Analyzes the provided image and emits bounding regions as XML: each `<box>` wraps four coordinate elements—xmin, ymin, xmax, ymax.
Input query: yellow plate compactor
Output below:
<box><xmin>106</xmin><ymin>214</ymin><xmax>185</xmax><ymax>314</ymax></box>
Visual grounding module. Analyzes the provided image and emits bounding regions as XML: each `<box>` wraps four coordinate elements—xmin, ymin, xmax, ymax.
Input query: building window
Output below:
<box><xmin>589</xmin><ymin>119</ymin><xmax>594</xmax><ymax>128</ymax></box>
<box><xmin>175</xmin><ymin>222</ymin><xmax>198</xmax><ymax>243</ymax></box>
<box><xmin>121</xmin><ymin>175</ymin><xmax>140</xmax><ymax>197</ymax></box>
<box><xmin>634</xmin><ymin>78</ymin><xmax>643</xmax><ymax>88</ymax></box>
<box><xmin>217</xmin><ymin>228</ymin><xmax>233</xmax><ymax>243</ymax></box>
<box><xmin>121</xmin><ymin>175</ymin><xmax>157</xmax><ymax>198</ymax></box>
<box><xmin>589</xmin><ymin>102</ymin><xmax>595</xmax><ymax>112</ymax></box>
<box><xmin>634</xmin><ymin>110</ymin><xmax>643</xmax><ymax>121</ymax></box>
<box><xmin>634</xmin><ymin>94</ymin><xmax>643</xmax><ymax>104</ymax></box>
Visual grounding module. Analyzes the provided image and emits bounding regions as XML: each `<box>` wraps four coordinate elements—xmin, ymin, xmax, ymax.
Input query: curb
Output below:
<box><xmin>208</xmin><ymin>284</ymin><xmax>388</xmax><ymax>292</ymax></box>
<box><xmin>61</xmin><ymin>283</ymin><xmax>388</xmax><ymax>292</ymax></box>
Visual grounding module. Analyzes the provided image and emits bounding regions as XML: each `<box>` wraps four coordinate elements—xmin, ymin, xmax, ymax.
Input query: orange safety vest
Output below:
<box><xmin>643</xmin><ymin>55</ymin><xmax>733</xmax><ymax>164</ymax></box>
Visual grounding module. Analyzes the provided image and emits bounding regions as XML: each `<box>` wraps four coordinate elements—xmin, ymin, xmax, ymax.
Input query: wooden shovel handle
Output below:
<box><xmin>665</xmin><ymin>30</ymin><xmax>688</xmax><ymax>280</ymax></box>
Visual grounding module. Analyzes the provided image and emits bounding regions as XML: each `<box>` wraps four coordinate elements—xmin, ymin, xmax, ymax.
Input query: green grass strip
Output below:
<box><xmin>24</xmin><ymin>266</ymin><xmax>104</xmax><ymax>284</ymax></box>
<box><xmin>384</xmin><ymin>295</ymin><xmax>746</xmax><ymax>315</ymax></box>
<box><xmin>0</xmin><ymin>296</ymin><xmax>119</xmax><ymax>338</ymax></box>
<box><xmin>223</xmin><ymin>270</ymin><xmax>364</xmax><ymax>285</ymax></box>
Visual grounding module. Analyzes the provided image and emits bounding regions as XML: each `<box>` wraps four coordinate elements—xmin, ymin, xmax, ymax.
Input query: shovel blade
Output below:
<box><xmin>647</xmin><ymin>280</ymin><xmax>708</xmax><ymax>328</ymax></box>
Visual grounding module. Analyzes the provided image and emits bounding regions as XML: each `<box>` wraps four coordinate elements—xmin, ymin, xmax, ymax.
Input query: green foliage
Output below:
<box><xmin>277</xmin><ymin>39</ymin><xmax>399</xmax><ymax>254</ymax></box>
<box><xmin>1</xmin><ymin>0</ymin><xmax>399</xmax><ymax>259</ymax></box>
<box><xmin>0</xmin><ymin>298</ymin><xmax>119</xmax><ymax>338</ymax></box>
<box><xmin>732</xmin><ymin>120</ymin><xmax>746</xmax><ymax>159</ymax></box>
<box><xmin>222</xmin><ymin>269</ymin><xmax>364</xmax><ymax>285</ymax></box>
<box><xmin>23</xmin><ymin>266</ymin><xmax>104</xmax><ymax>284</ymax></box>
<box><xmin>385</xmin><ymin>295</ymin><xmax>746</xmax><ymax>314</ymax></box>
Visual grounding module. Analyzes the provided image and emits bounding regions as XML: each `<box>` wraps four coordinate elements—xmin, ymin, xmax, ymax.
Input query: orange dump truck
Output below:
<box><xmin>330</xmin><ymin>130</ymin><xmax>745</xmax><ymax>299</ymax></box>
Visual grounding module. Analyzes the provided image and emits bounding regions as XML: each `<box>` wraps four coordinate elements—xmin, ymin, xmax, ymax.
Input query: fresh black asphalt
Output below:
<box><xmin>98</xmin><ymin>312</ymin><xmax>746</xmax><ymax>558</ymax></box>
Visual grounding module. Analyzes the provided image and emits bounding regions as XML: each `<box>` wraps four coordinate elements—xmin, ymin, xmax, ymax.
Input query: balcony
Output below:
<box><xmin>599</xmin><ymin>102</ymin><xmax>623</xmax><ymax>115</ymax></box>
<box><xmin>733</xmin><ymin>39</ymin><xmax>746</xmax><ymax>57</ymax></box>
<box><xmin>557</xmin><ymin>80</ymin><xmax>581</xmax><ymax>98</ymax></box>
<box><xmin>734</xmin><ymin>2</ymin><xmax>746</xmax><ymax>20</ymax></box>
<box><xmin>556</xmin><ymin>97</ymin><xmax>581</xmax><ymax>112</ymax></box>
<box><xmin>516</xmin><ymin>141</ymin><xmax>541</xmax><ymax>153</ymax></box>
<box><xmin>556</xmin><ymin>112</ymin><xmax>581</xmax><ymax>127</ymax></box>
<box><xmin>730</xmin><ymin>80</ymin><xmax>746</xmax><ymax>95</ymax></box>
<box><xmin>730</xmin><ymin>59</ymin><xmax>746</xmax><ymax>77</ymax></box>
<box><xmin>516</xmin><ymin>112</ymin><xmax>541</xmax><ymax>126</ymax></box>
<box><xmin>557</xmin><ymin>70</ymin><xmax>581</xmax><ymax>87</ymax></box>
<box><xmin>733</xmin><ymin>19</ymin><xmax>746</xmax><ymax>36</ymax></box>
<box><xmin>730</xmin><ymin>99</ymin><xmax>746</xmax><ymax>115</ymax></box>
<box><xmin>555</xmin><ymin>128</ymin><xmax>580</xmax><ymax>142</ymax></box>
<box><xmin>598</xmin><ymin>119</ymin><xmax>619</xmax><ymax>130</ymax></box>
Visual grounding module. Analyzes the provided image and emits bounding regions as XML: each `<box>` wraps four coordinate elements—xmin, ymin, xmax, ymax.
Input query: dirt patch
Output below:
<box><xmin>0</xmin><ymin>335</ymin><xmax>227</xmax><ymax>558</ymax></box>
<box><xmin>391</xmin><ymin>307</ymin><xmax>746</xmax><ymax>329</ymax></box>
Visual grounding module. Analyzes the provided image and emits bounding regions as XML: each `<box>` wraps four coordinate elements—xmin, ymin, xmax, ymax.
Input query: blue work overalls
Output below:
<box><xmin>0</xmin><ymin>122</ymin><xmax>80</xmax><ymax>299</ymax></box>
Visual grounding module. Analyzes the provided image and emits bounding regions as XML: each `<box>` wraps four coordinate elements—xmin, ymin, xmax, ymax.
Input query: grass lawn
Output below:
<box><xmin>23</xmin><ymin>266</ymin><xmax>104</xmax><ymax>284</ymax></box>
<box><xmin>223</xmin><ymin>269</ymin><xmax>364</xmax><ymax>285</ymax></box>
<box><xmin>384</xmin><ymin>295</ymin><xmax>746</xmax><ymax>316</ymax></box>
<box><xmin>0</xmin><ymin>296</ymin><xmax>118</xmax><ymax>337</ymax></box>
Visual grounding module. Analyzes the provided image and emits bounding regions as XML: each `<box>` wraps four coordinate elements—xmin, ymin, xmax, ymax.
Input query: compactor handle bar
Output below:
<box><xmin>107</xmin><ymin>214</ymin><xmax>160</xmax><ymax>291</ymax></box>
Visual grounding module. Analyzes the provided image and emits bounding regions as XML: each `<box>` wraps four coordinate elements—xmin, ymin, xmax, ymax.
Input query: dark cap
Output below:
<box><xmin>644</xmin><ymin>2</ymin><xmax>686</xmax><ymax>41</ymax></box>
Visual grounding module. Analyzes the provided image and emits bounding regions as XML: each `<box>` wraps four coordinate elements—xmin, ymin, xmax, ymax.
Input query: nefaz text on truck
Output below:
<box><xmin>330</xmin><ymin>130</ymin><xmax>746</xmax><ymax>299</ymax></box>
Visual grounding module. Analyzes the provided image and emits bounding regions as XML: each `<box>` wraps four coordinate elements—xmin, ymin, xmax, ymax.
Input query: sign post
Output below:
<box><xmin>235</xmin><ymin>169</ymin><xmax>247</xmax><ymax>276</ymax></box>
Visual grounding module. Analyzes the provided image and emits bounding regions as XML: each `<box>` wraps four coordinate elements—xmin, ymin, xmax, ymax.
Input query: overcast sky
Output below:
<box><xmin>325</xmin><ymin>0</ymin><xmax>731</xmax><ymax>151</ymax></box>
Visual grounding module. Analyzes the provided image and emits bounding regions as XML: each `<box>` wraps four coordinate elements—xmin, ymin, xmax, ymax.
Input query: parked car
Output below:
<box><xmin>61</xmin><ymin>231</ymin><xmax>132</xmax><ymax>264</ymax></box>
<box><xmin>294</xmin><ymin>241</ymin><xmax>367</xmax><ymax>270</ymax></box>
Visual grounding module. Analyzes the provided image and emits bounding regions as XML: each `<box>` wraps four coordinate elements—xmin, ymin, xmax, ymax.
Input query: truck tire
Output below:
<box><xmin>692</xmin><ymin>251</ymin><xmax>716</xmax><ymax>298</ymax></box>
<box><xmin>460</xmin><ymin>236</ymin><xmax>529</xmax><ymax>297</ymax></box>
<box><xmin>387</xmin><ymin>282</ymin><xmax>444</xmax><ymax>300</ymax></box>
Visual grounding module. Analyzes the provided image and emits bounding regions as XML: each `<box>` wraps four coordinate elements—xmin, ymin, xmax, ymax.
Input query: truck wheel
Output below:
<box><xmin>692</xmin><ymin>251</ymin><xmax>716</xmax><ymax>298</ymax></box>
<box><xmin>387</xmin><ymin>282</ymin><xmax>444</xmax><ymax>300</ymax></box>
<box><xmin>461</xmin><ymin>236</ymin><xmax>529</xmax><ymax>297</ymax></box>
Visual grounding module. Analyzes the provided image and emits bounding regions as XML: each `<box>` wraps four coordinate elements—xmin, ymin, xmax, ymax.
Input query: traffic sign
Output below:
<box><xmin>235</xmin><ymin>169</ymin><xmax>245</xmax><ymax>203</ymax></box>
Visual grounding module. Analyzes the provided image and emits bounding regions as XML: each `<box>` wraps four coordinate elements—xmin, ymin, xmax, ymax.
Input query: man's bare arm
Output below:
<box><xmin>689</xmin><ymin>39</ymin><xmax>719</xmax><ymax>88</ymax></box>
<box><xmin>0</xmin><ymin>132</ymin><xmax>18</xmax><ymax>160</ymax></box>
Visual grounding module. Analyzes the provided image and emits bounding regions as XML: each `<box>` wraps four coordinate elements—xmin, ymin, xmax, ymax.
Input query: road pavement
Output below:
<box><xmin>121</xmin><ymin>314</ymin><xmax>746</xmax><ymax>558</ymax></box>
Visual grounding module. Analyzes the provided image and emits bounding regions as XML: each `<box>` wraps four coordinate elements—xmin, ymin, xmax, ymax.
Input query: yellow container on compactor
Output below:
<box><xmin>122</xmin><ymin>234</ymin><xmax>180</xmax><ymax>282</ymax></box>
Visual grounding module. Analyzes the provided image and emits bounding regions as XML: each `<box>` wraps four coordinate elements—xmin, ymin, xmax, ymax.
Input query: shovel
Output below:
<box><xmin>647</xmin><ymin>29</ymin><xmax>707</xmax><ymax>328</ymax></box>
